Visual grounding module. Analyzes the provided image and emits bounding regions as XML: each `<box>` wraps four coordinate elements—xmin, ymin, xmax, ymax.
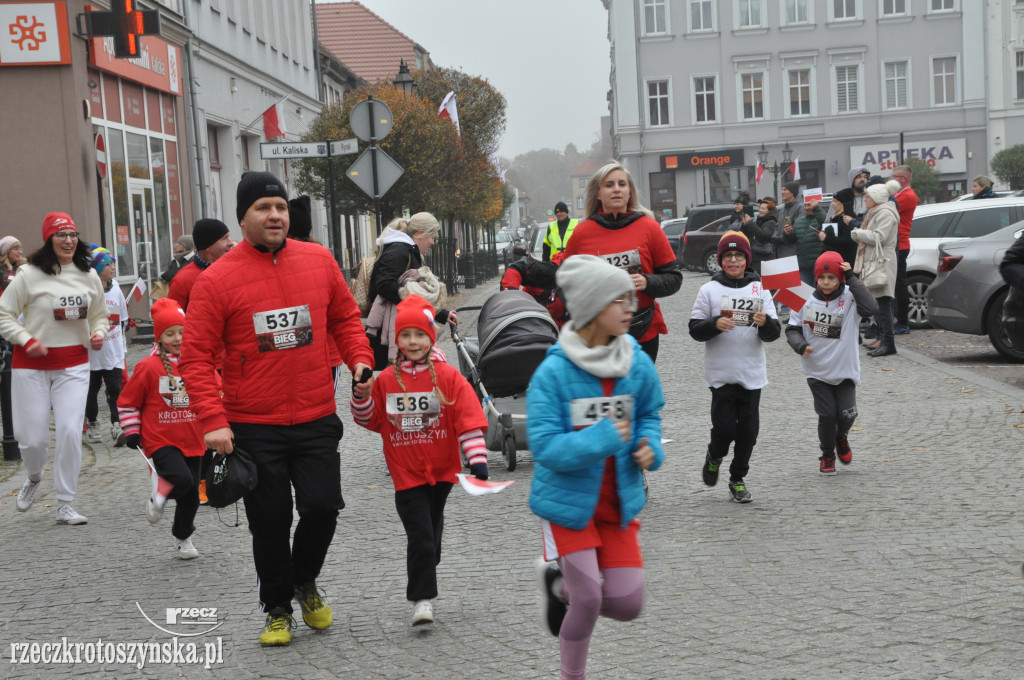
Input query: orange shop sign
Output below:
<box><xmin>88</xmin><ymin>29</ymin><xmax>182</xmax><ymax>96</ymax></box>
<box><xmin>661</xmin><ymin>149</ymin><xmax>745</xmax><ymax>171</ymax></box>
<box><xmin>0</xmin><ymin>1</ymin><xmax>72</xmax><ymax>66</ymax></box>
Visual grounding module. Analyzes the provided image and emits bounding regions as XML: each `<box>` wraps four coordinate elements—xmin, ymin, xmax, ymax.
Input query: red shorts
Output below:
<box><xmin>540</xmin><ymin>517</ymin><xmax>643</xmax><ymax>569</ymax></box>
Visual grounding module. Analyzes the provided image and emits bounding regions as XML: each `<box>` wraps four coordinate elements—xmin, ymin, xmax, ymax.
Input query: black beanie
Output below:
<box><xmin>236</xmin><ymin>171</ymin><xmax>288</xmax><ymax>223</ymax></box>
<box><xmin>288</xmin><ymin>195</ymin><xmax>312</xmax><ymax>240</ymax></box>
<box><xmin>783</xmin><ymin>181</ymin><xmax>801</xmax><ymax>199</ymax></box>
<box><xmin>192</xmin><ymin>218</ymin><xmax>230</xmax><ymax>252</ymax></box>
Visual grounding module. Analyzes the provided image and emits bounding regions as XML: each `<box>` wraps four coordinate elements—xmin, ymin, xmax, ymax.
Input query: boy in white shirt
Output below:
<box><xmin>785</xmin><ymin>251</ymin><xmax>878</xmax><ymax>474</ymax></box>
<box><xmin>689</xmin><ymin>232</ymin><xmax>781</xmax><ymax>502</ymax></box>
<box><xmin>85</xmin><ymin>247</ymin><xmax>128</xmax><ymax>446</ymax></box>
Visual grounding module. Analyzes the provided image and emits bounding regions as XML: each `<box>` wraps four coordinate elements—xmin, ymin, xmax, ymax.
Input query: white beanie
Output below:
<box><xmin>866</xmin><ymin>179</ymin><xmax>901</xmax><ymax>205</ymax></box>
<box><xmin>556</xmin><ymin>254</ymin><xmax>634</xmax><ymax>328</ymax></box>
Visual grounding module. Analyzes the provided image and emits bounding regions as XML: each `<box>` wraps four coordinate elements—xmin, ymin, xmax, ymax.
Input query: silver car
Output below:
<box><xmin>925</xmin><ymin>221</ymin><xmax>1024</xmax><ymax>362</ymax></box>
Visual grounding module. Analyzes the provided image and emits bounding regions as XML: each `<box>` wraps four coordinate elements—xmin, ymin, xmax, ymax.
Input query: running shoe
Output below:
<box><xmin>16</xmin><ymin>477</ymin><xmax>41</xmax><ymax>512</ymax></box>
<box><xmin>702</xmin><ymin>452</ymin><xmax>724</xmax><ymax>487</ymax></box>
<box><xmin>294</xmin><ymin>583</ymin><xmax>333</xmax><ymax>629</ymax></box>
<box><xmin>728</xmin><ymin>479</ymin><xmax>752</xmax><ymax>503</ymax></box>
<box><xmin>259</xmin><ymin>609</ymin><xmax>295</xmax><ymax>646</ymax></box>
<box><xmin>835</xmin><ymin>436</ymin><xmax>853</xmax><ymax>465</ymax></box>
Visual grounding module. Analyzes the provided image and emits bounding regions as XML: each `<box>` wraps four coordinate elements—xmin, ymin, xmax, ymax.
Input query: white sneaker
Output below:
<box><xmin>86</xmin><ymin>422</ymin><xmax>103</xmax><ymax>443</ymax></box>
<box><xmin>16</xmin><ymin>477</ymin><xmax>41</xmax><ymax>512</ymax></box>
<box><xmin>56</xmin><ymin>505</ymin><xmax>88</xmax><ymax>525</ymax></box>
<box><xmin>112</xmin><ymin>423</ymin><xmax>126</xmax><ymax>447</ymax></box>
<box><xmin>146</xmin><ymin>470</ymin><xmax>166</xmax><ymax>525</ymax></box>
<box><xmin>175</xmin><ymin>537</ymin><xmax>199</xmax><ymax>559</ymax></box>
<box><xmin>411</xmin><ymin>599</ymin><xmax>433</xmax><ymax>626</ymax></box>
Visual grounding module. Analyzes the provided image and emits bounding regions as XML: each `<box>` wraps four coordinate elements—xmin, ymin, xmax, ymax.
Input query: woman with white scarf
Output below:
<box><xmin>851</xmin><ymin>180</ymin><xmax>900</xmax><ymax>357</ymax></box>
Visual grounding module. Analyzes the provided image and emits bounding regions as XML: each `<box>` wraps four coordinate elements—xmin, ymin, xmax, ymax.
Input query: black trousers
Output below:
<box><xmin>707</xmin><ymin>384</ymin><xmax>761</xmax><ymax>482</ymax></box>
<box><xmin>807</xmin><ymin>378</ymin><xmax>858</xmax><ymax>455</ymax></box>
<box><xmin>895</xmin><ymin>248</ymin><xmax>909</xmax><ymax>325</ymax></box>
<box><xmin>234</xmin><ymin>414</ymin><xmax>345</xmax><ymax>614</ymax></box>
<box><xmin>86</xmin><ymin>368</ymin><xmax>123</xmax><ymax>424</ymax></box>
<box><xmin>151</xmin><ymin>446</ymin><xmax>201</xmax><ymax>540</ymax></box>
<box><xmin>394</xmin><ymin>482</ymin><xmax>453</xmax><ymax>602</ymax></box>
<box><xmin>639</xmin><ymin>334</ymin><xmax>660</xmax><ymax>363</ymax></box>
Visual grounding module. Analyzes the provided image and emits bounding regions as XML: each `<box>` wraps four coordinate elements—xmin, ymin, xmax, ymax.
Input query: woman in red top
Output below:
<box><xmin>119</xmin><ymin>298</ymin><xmax>214</xmax><ymax>560</ymax></box>
<box><xmin>563</xmin><ymin>163</ymin><xmax>682</xmax><ymax>362</ymax></box>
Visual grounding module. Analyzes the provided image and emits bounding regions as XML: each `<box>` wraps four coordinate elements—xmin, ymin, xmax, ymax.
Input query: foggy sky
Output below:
<box><xmin>332</xmin><ymin>0</ymin><xmax>610</xmax><ymax>160</ymax></box>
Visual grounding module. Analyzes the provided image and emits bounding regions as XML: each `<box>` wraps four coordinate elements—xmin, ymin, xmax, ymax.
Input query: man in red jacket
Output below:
<box><xmin>167</xmin><ymin>218</ymin><xmax>234</xmax><ymax>310</ymax></box>
<box><xmin>179</xmin><ymin>171</ymin><xmax>374</xmax><ymax>647</ymax></box>
<box><xmin>892</xmin><ymin>164</ymin><xmax>918</xmax><ymax>334</ymax></box>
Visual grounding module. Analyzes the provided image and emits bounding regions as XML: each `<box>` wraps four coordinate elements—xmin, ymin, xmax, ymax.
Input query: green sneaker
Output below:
<box><xmin>259</xmin><ymin>608</ymin><xmax>295</xmax><ymax>647</ymax></box>
<box><xmin>728</xmin><ymin>479</ymin><xmax>752</xmax><ymax>503</ymax></box>
<box><xmin>702</xmin><ymin>452</ymin><xmax>724</xmax><ymax>487</ymax></box>
<box><xmin>295</xmin><ymin>583</ymin><xmax>333</xmax><ymax>629</ymax></box>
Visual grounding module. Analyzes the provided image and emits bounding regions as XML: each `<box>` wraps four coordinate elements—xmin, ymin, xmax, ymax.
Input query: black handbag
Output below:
<box><xmin>205</xmin><ymin>446</ymin><xmax>258</xmax><ymax>508</ymax></box>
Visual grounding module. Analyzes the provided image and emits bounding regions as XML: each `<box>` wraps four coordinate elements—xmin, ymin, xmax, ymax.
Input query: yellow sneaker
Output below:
<box><xmin>294</xmin><ymin>583</ymin><xmax>333</xmax><ymax>629</ymax></box>
<box><xmin>259</xmin><ymin>609</ymin><xmax>295</xmax><ymax>647</ymax></box>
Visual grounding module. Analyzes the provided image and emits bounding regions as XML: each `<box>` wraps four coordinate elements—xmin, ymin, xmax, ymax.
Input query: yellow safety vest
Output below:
<box><xmin>544</xmin><ymin>219</ymin><xmax>579</xmax><ymax>254</ymax></box>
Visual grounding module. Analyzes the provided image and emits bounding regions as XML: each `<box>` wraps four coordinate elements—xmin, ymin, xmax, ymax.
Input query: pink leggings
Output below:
<box><xmin>558</xmin><ymin>549</ymin><xmax>645</xmax><ymax>680</ymax></box>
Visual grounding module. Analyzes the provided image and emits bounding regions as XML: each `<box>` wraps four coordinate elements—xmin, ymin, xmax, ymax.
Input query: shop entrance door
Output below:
<box><xmin>130</xmin><ymin>188</ymin><xmax>156</xmax><ymax>289</ymax></box>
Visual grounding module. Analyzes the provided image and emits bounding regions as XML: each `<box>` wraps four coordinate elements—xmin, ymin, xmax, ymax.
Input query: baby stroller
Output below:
<box><xmin>450</xmin><ymin>289</ymin><xmax>559</xmax><ymax>471</ymax></box>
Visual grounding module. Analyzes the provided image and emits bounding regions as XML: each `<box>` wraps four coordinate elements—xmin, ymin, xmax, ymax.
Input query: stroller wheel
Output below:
<box><xmin>502</xmin><ymin>435</ymin><xmax>517</xmax><ymax>472</ymax></box>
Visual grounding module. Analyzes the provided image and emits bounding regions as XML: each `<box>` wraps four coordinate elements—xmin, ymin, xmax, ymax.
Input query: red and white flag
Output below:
<box><xmin>773</xmin><ymin>282</ymin><xmax>815</xmax><ymax>313</ymax></box>
<box><xmin>788</xmin><ymin>157</ymin><xmax>801</xmax><ymax>181</ymax></box>
<box><xmin>263</xmin><ymin>100</ymin><xmax>287</xmax><ymax>140</ymax></box>
<box><xmin>128</xmin><ymin>278</ymin><xmax>147</xmax><ymax>303</ymax></box>
<box><xmin>755</xmin><ymin>159</ymin><xmax>765</xmax><ymax>184</ymax></box>
<box><xmin>760</xmin><ymin>256</ymin><xmax>814</xmax><ymax>312</ymax></box>
<box><xmin>438</xmin><ymin>91</ymin><xmax>460</xmax><ymax>136</ymax></box>
<box><xmin>456</xmin><ymin>474</ymin><xmax>514</xmax><ymax>496</ymax></box>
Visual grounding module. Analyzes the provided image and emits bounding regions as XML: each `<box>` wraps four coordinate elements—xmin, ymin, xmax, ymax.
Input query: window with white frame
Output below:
<box><xmin>788</xmin><ymin>69</ymin><xmax>811</xmax><ymax>116</ymax></box>
<box><xmin>831</xmin><ymin>0</ymin><xmax>858</xmax><ymax>20</ymax></box>
<box><xmin>784</xmin><ymin>0</ymin><xmax>810</xmax><ymax>24</ymax></box>
<box><xmin>884</xmin><ymin>60</ymin><xmax>909</xmax><ymax>109</ymax></box>
<box><xmin>647</xmin><ymin>80</ymin><xmax>671</xmax><ymax>126</ymax></box>
<box><xmin>740</xmin><ymin>73</ymin><xmax>764</xmax><ymax>119</ymax></box>
<box><xmin>929</xmin><ymin>0</ymin><xmax>955</xmax><ymax>10</ymax></box>
<box><xmin>1016</xmin><ymin>52</ymin><xmax>1024</xmax><ymax>100</ymax></box>
<box><xmin>737</xmin><ymin>0</ymin><xmax>763</xmax><ymax>27</ymax></box>
<box><xmin>694</xmin><ymin>76</ymin><xmax>717</xmax><ymax>122</ymax></box>
<box><xmin>932</xmin><ymin>56</ymin><xmax>957</xmax><ymax>105</ymax></box>
<box><xmin>643</xmin><ymin>0</ymin><xmax>668</xmax><ymax>35</ymax></box>
<box><xmin>882</xmin><ymin>0</ymin><xmax>907</xmax><ymax>15</ymax></box>
<box><xmin>835</xmin><ymin>65</ymin><xmax>859</xmax><ymax>112</ymax></box>
<box><xmin>689</xmin><ymin>0</ymin><xmax>715</xmax><ymax>32</ymax></box>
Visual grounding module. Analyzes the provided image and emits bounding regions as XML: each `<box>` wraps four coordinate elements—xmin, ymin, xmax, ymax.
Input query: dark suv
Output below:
<box><xmin>684</xmin><ymin>204</ymin><xmax>737</xmax><ymax>233</ymax></box>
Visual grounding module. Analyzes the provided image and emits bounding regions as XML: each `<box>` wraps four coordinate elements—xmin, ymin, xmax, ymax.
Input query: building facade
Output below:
<box><xmin>606</xmin><ymin>0</ymin><xmax>1023</xmax><ymax>219</ymax></box>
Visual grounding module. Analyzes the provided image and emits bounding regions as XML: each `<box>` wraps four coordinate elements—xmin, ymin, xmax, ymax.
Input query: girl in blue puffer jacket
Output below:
<box><xmin>526</xmin><ymin>254</ymin><xmax>665</xmax><ymax>680</ymax></box>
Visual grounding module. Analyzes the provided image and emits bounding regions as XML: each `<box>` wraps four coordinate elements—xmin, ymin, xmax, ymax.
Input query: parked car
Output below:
<box><xmin>660</xmin><ymin>218</ymin><xmax>687</xmax><ymax>261</ymax></box>
<box><xmin>905</xmin><ymin>196</ymin><xmax>1024</xmax><ymax>328</ymax></box>
<box><xmin>680</xmin><ymin>215</ymin><xmax>733</xmax><ymax>274</ymax></box>
<box><xmin>925</xmin><ymin>221</ymin><xmax>1024</xmax><ymax>362</ymax></box>
<box><xmin>477</xmin><ymin>230</ymin><xmax>518</xmax><ymax>257</ymax></box>
<box><xmin>684</xmin><ymin>204</ymin><xmax>736</xmax><ymax>234</ymax></box>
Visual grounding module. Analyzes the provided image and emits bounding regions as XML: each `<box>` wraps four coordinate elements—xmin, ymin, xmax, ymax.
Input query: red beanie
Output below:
<box><xmin>814</xmin><ymin>251</ymin><xmax>846</xmax><ymax>283</ymax></box>
<box><xmin>41</xmin><ymin>212</ymin><xmax>77</xmax><ymax>243</ymax></box>
<box><xmin>395</xmin><ymin>294</ymin><xmax>437</xmax><ymax>345</ymax></box>
<box><xmin>717</xmin><ymin>231</ymin><xmax>752</xmax><ymax>267</ymax></box>
<box><xmin>151</xmin><ymin>297</ymin><xmax>186</xmax><ymax>340</ymax></box>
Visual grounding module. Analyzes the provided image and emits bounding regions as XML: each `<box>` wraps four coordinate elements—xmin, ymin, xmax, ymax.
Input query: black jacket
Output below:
<box><xmin>369</xmin><ymin>242</ymin><xmax>449</xmax><ymax>323</ymax></box>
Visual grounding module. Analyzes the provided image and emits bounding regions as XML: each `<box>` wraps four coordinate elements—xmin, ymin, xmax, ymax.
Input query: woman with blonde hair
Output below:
<box><xmin>851</xmin><ymin>180</ymin><xmax>901</xmax><ymax>357</ymax></box>
<box><xmin>971</xmin><ymin>175</ymin><xmax>997</xmax><ymax>199</ymax></box>
<box><xmin>0</xmin><ymin>236</ymin><xmax>23</xmax><ymax>294</ymax></box>
<box><xmin>563</xmin><ymin>163</ymin><xmax>682</xmax><ymax>362</ymax></box>
<box><xmin>365</xmin><ymin>213</ymin><xmax>456</xmax><ymax>369</ymax></box>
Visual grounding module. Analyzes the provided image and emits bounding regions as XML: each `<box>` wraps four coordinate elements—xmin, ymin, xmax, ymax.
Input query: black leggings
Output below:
<box><xmin>394</xmin><ymin>482</ymin><xmax>453</xmax><ymax>602</ymax></box>
<box><xmin>86</xmin><ymin>369</ymin><xmax>123</xmax><ymax>424</ymax></box>
<box><xmin>807</xmin><ymin>378</ymin><xmax>858</xmax><ymax>455</ymax></box>
<box><xmin>151</xmin><ymin>447</ymin><xmax>201</xmax><ymax>540</ymax></box>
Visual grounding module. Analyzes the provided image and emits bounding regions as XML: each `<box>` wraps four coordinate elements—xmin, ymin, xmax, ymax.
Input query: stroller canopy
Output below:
<box><xmin>476</xmin><ymin>290</ymin><xmax>558</xmax><ymax>397</ymax></box>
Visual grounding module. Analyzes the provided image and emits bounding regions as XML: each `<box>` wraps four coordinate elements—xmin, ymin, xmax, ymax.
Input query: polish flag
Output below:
<box><xmin>760</xmin><ymin>256</ymin><xmax>801</xmax><ymax>290</ymax></box>
<box><xmin>755</xmin><ymin>159</ymin><xmax>765</xmax><ymax>184</ymax></box>
<box><xmin>773</xmin><ymin>282</ymin><xmax>815</xmax><ymax>313</ymax></box>
<box><xmin>788</xmin><ymin>157</ymin><xmax>801</xmax><ymax>181</ymax></box>
<box><xmin>438</xmin><ymin>91</ymin><xmax>460</xmax><ymax>136</ymax></box>
<box><xmin>456</xmin><ymin>474</ymin><xmax>515</xmax><ymax>496</ymax></box>
<box><xmin>128</xmin><ymin>278</ymin><xmax>147</xmax><ymax>303</ymax></box>
<box><xmin>263</xmin><ymin>101</ymin><xmax>287</xmax><ymax>140</ymax></box>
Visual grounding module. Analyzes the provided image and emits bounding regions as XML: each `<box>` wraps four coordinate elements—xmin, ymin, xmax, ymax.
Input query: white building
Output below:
<box><xmin>605</xmin><ymin>0</ymin><xmax>1024</xmax><ymax>218</ymax></box>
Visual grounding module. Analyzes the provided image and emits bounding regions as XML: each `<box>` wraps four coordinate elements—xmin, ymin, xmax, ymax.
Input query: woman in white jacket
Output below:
<box><xmin>851</xmin><ymin>180</ymin><xmax>900</xmax><ymax>357</ymax></box>
<box><xmin>0</xmin><ymin>213</ymin><xmax>107</xmax><ymax>524</ymax></box>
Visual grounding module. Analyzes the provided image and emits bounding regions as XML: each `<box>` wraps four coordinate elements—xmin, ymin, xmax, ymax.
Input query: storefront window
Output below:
<box><xmin>127</xmin><ymin>132</ymin><xmax>150</xmax><ymax>180</ymax></box>
<box><xmin>150</xmin><ymin>137</ymin><xmax>171</xmax><ymax>273</ymax></box>
<box><xmin>107</xmin><ymin>128</ymin><xmax>134</xmax><ymax>276</ymax></box>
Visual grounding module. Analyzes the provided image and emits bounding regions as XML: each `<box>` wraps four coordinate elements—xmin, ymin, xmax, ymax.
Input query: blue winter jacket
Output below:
<box><xmin>526</xmin><ymin>335</ymin><xmax>665</xmax><ymax>530</ymax></box>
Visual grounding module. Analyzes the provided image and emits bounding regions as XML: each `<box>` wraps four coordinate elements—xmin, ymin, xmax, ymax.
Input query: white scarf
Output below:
<box><xmin>558</xmin><ymin>322</ymin><xmax>634</xmax><ymax>378</ymax></box>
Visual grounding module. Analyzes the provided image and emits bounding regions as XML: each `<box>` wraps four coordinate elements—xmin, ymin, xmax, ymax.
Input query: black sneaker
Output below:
<box><xmin>534</xmin><ymin>557</ymin><xmax>566</xmax><ymax>637</ymax></box>
<box><xmin>702</xmin><ymin>452</ymin><xmax>724</xmax><ymax>487</ymax></box>
<box><xmin>728</xmin><ymin>479</ymin><xmax>752</xmax><ymax>503</ymax></box>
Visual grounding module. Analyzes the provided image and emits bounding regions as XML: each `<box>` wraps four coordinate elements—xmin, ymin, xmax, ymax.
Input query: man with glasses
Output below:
<box><xmin>891</xmin><ymin>165</ymin><xmax>917</xmax><ymax>334</ymax></box>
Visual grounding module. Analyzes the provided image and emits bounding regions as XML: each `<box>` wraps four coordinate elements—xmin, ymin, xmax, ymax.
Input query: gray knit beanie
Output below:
<box><xmin>556</xmin><ymin>254</ymin><xmax>634</xmax><ymax>328</ymax></box>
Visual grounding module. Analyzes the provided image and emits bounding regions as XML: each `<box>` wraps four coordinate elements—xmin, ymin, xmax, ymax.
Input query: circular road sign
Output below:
<box><xmin>350</xmin><ymin>98</ymin><xmax>394</xmax><ymax>142</ymax></box>
<box><xmin>95</xmin><ymin>134</ymin><xmax>106</xmax><ymax>179</ymax></box>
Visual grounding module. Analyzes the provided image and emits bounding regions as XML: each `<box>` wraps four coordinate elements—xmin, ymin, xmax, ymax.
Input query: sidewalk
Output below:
<box><xmin>1</xmin><ymin>271</ymin><xmax>1023</xmax><ymax>679</ymax></box>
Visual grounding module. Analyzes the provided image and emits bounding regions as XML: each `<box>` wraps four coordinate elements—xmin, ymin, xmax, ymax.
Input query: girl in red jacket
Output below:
<box><xmin>118</xmin><ymin>298</ymin><xmax>211</xmax><ymax>560</ymax></box>
<box><xmin>350</xmin><ymin>294</ymin><xmax>489</xmax><ymax>627</ymax></box>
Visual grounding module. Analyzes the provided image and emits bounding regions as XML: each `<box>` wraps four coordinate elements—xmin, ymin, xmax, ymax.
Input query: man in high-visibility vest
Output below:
<box><xmin>542</xmin><ymin>201</ymin><xmax>578</xmax><ymax>262</ymax></box>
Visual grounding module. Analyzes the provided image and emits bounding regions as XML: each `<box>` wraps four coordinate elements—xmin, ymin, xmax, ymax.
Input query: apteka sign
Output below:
<box><xmin>849</xmin><ymin>138</ymin><xmax>965</xmax><ymax>175</ymax></box>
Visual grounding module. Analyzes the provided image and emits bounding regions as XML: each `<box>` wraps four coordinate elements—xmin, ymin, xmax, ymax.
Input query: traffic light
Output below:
<box><xmin>81</xmin><ymin>0</ymin><xmax>160</xmax><ymax>59</ymax></box>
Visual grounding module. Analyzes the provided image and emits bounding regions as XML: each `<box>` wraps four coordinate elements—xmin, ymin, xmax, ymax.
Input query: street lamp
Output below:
<box><xmin>756</xmin><ymin>141</ymin><xmax>793</xmax><ymax>201</ymax></box>
<box><xmin>393</xmin><ymin>59</ymin><xmax>415</xmax><ymax>95</ymax></box>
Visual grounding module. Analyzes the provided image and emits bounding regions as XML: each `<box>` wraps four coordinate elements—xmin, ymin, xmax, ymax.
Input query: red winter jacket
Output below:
<box><xmin>179</xmin><ymin>239</ymin><xmax>373</xmax><ymax>432</ymax></box>
<box><xmin>167</xmin><ymin>260</ymin><xmax>202</xmax><ymax>310</ymax></box>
